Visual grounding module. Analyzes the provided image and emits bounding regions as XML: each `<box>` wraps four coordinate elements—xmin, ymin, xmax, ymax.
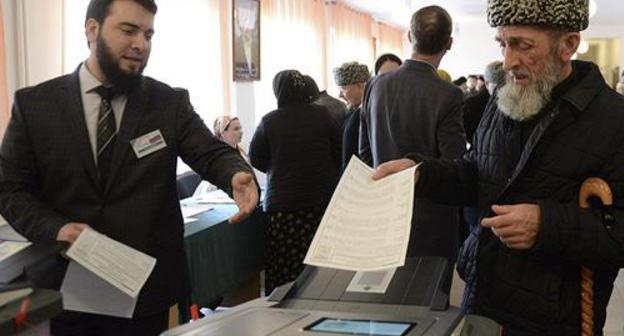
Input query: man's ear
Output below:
<box><xmin>85</xmin><ymin>18</ymin><xmax>99</xmax><ymax>48</ymax></box>
<box><xmin>447</xmin><ymin>36</ymin><xmax>453</xmax><ymax>51</ymax></box>
<box><xmin>559</xmin><ymin>32</ymin><xmax>581</xmax><ymax>63</ymax></box>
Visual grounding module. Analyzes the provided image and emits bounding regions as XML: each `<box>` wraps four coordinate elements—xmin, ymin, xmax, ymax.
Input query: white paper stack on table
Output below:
<box><xmin>179</xmin><ymin>197</ymin><xmax>215</xmax><ymax>225</ymax></box>
<box><xmin>304</xmin><ymin>156</ymin><xmax>417</xmax><ymax>272</ymax></box>
<box><xmin>194</xmin><ymin>189</ymin><xmax>235</xmax><ymax>204</ymax></box>
<box><xmin>61</xmin><ymin>228</ymin><xmax>156</xmax><ymax>318</ymax></box>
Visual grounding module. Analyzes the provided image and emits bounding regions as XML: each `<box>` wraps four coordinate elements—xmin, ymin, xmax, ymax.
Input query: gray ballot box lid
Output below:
<box><xmin>270</xmin><ymin>256</ymin><xmax>449</xmax><ymax>310</ymax></box>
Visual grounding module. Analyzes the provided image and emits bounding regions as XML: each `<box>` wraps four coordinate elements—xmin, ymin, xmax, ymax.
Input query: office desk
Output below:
<box><xmin>181</xmin><ymin>205</ymin><xmax>266</xmax><ymax>320</ymax></box>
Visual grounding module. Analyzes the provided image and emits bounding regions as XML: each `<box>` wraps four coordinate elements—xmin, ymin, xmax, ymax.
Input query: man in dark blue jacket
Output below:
<box><xmin>372</xmin><ymin>0</ymin><xmax>624</xmax><ymax>334</ymax></box>
<box><xmin>360</xmin><ymin>5</ymin><xmax>465</xmax><ymax>298</ymax></box>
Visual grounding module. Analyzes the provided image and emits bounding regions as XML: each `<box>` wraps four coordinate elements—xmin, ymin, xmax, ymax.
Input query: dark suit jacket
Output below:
<box><xmin>314</xmin><ymin>91</ymin><xmax>347</xmax><ymax>128</ymax></box>
<box><xmin>0</xmin><ymin>69</ymin><xmax>252</xmax><ymax>316</ymax></box>
<box><xmin>359</xmin><ymin>60</ymin><xmax>465</xmax><ymax>286</ymax></box>
<box><xmin>249</xmin><ymin>103</ymin><xmax>341</xmax><ymax>212</ymax></box>
<box><xmin>342</xmin><ymin>107</ymin><xmax>360</xmax><ymax>170</ymax></box>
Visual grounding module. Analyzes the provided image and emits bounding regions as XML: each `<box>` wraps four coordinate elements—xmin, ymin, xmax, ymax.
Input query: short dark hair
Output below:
<box><xmin>374</xmin><ymin>53</ymin><xmax>402</xmax><ymax>75</ymax></box>
<box><xmin>410</xmin><ymin>5</ymin><xmax>452</xmax><ymax>55</ymax></box>
<box><xmin>86</xmin><ymin>0</ymin><xmax>158</xmax><ymax>25</ymax></box>
<box><xmin>452</xmin><ymin>76</ymin><xmax>466</xmax><ymax>86</ymax></box>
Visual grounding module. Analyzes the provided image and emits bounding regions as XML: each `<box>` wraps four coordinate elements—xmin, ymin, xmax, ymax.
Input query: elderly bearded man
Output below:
<box><xmin>372</xmin><ymin>0</ymin><xmax>624</xmax><ymax>334</ymax></box>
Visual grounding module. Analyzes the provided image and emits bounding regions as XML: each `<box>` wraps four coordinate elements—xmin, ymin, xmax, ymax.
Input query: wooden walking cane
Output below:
<box><xmin>578</xmin><ymin>178</ymin><xmax>613</xmax><ymax>336</ymax></box>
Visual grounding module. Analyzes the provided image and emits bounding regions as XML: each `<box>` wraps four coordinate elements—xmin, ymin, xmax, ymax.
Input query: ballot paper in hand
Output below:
<box><xmin>304</xmin><ymin>156</ymin><xmax>416</xmax><ymax>272</ymax></box>
<box><xmin>61</xmin><ymin>228</ymin><xmax>156</xmax><ymax>318</ymax></box>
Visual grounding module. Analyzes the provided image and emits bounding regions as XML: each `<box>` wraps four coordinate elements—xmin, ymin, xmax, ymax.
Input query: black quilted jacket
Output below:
<box><xmin>411</xmin><ymin>61</ymin><xmax>624</xmax><ymax>335</ymax></box>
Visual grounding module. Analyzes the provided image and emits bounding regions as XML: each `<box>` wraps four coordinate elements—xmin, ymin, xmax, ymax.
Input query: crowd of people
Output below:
<box><xmin>2</xmin><ymin>0</ymin><xmax>624</xmax><ymax>335</ymax></box>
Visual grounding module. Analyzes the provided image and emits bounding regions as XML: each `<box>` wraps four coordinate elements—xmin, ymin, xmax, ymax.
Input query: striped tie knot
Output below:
<box><xmin>93</xmin><ymin>85</ymin><xmax>118</xmax><ymax>184</ymax></box>
<box><xmin>93</xmin><ymin>85</ymin><xmax>117</xmax><ymax>102</ymax></box>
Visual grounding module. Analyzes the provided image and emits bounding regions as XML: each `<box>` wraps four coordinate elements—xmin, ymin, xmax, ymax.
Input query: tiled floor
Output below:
<box><xmin>450</xmin><ymin>269</ymin><xmax>624</xmax><ymax>335</ymax></box>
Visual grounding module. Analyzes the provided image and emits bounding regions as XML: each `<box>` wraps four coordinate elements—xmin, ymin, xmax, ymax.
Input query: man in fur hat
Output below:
<box><xmin>372</xmin><ymin>0</ymin><xmax>624</xmax><ymax>334</ymax></box>
<box><xmin>333</xmin><ymin>61</ymin><xmax>370</xmax><ymax>169</ymax></box>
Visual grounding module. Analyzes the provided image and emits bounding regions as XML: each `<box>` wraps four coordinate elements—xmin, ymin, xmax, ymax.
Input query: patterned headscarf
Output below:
<box><xmin>333</xmin><ymin>62</ymin><xmax>370</xmax><ymax>87</ymax></box>
<box><xmin>272</xmin><ymin>70</ymin><xmax>309</xmax><ymax>108</ymax></box>
<box><xmin>487</xmin><ymin>0</ymin><xmax>589</xmax><ymax>32</ymax></box>
<box><xmin>213</xmin><ymin>116</ymin><xmax>239</xmax><ymax>139</ymax></box>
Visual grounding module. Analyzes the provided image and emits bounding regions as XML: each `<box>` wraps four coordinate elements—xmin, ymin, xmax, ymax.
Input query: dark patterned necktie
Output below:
<box><xmin>93</xmin><ymin>86</ymin><xmax>117</xmax><ymax>185</ymax></box>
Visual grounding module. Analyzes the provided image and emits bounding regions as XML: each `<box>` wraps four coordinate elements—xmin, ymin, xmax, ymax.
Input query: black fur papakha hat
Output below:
<box><xmin>487</xmin><ymin>0</ymin><xmax>589</xmax><ymax>32</ymax></box>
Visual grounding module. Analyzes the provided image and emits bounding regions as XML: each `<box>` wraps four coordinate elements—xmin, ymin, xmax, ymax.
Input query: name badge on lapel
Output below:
<box><xmin>130</xmin><ymin>130</ymin><xmax>167</xmax><ymax>159</ymax></box>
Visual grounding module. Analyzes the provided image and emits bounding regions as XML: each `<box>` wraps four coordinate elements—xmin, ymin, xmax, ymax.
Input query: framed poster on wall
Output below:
<box><xmin>233</xmin><ymin>0</ymin><xmax>261</xmax><ymax>81</ymax></box>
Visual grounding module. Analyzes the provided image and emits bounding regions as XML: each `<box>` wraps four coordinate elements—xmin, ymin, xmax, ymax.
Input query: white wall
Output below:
<box><xmin>438</xmin><ymin>20</ymin><xmax>624</xmax><ymax>80</ymax></box>
<box><xmin>2</xmin><ymin>0</ymin><xmax>64</xmax><ymax>96</ymax></box>
<box><xmin>440</xmin><ymin>19</ymin><xmax>500</xmax><ymax>78</ymax></box>
<box><xmin>583</xmin><ymin>23</ymin><xmax>624</xmax><ymax>69</ymax></box>
<box><xmin>4</xmin><ymin>1</ymin><xmax>624</xmax><ymax>123</ymax></box>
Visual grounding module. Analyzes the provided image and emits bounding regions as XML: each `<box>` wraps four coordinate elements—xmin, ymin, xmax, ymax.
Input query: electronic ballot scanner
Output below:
<box><xmin>162</xmin><ymin>257</ymin><xmax>500</xmax><ymax>336</ymax></box>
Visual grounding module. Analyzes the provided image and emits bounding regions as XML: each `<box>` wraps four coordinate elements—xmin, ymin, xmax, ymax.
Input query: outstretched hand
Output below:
<box><xmin>229</xmin><ymin>172</ymin><xmax>259</xmax><ymax>224</ymax></box>
<box><xmin>481</xmin><ymin>204</ymin><xmax>541</xmax><ymax>250</ymax></box>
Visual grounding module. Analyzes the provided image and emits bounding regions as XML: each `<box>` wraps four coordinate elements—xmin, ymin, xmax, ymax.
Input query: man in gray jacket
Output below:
<box><xmin>360</xmin><ymin>5</ymin><xmax>465</xmax><ymax>297</ymax></box>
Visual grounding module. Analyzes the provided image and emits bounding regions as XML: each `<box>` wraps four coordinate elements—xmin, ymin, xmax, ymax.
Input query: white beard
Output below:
<box><xmin>497</xmin><ymin>59</ymin><xmax>560</xmax><ymax>121</ymax></box>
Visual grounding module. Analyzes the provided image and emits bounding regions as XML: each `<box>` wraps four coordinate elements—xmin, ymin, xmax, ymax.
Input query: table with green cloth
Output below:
<box><xmin>180</xmin><ymin>204</ymin><xmax>266</xmax><ymax>321</ymax></box>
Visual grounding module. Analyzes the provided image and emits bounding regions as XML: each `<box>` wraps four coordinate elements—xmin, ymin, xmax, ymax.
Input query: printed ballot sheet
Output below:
<box><xmin>61</xmin><ymin>228</ymin><xmax>156</xmax><ymax>318</ymax></box>
<box><xmin>304</xmin><ymin>157</ymin><xmax>416</xmax><ymax>271</ymax></box>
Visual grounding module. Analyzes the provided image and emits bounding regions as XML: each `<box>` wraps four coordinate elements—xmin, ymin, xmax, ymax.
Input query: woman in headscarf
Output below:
<box><xmin>213</xmin><ymin>116</ymin><xmax>247</xmax><ymax>160</ymax></box>
<box><xmin>249</xmin><ymin>70</ymin><xmax>342</xmax><ymax>294</ymax></box>
<box><xmin>374</xmin><ymin>53</ymin><xmax>402</xmax><ymax>76</ymax></box>
<box><xmin>192</xmin><ymin>116</ymin><xmax>249</xmax><ymax>196</ymax></box>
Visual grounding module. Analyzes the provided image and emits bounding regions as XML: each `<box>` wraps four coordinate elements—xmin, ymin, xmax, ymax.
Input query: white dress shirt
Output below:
<box><xmin>78</xmin><ymin>62</ymin><xmax>128</xmax><ymax>165</ymax></box>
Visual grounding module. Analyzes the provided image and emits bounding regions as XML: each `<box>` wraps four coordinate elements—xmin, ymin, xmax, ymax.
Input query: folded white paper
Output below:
<box><xmin>61</xmin><ymin>228</ymin><xmax>156</xmax><ymax>318</ymax></box>
<box><xmin>61</xmin><ymin>261</ymin><xmax>137</xmax><ymax>318</ymax></box>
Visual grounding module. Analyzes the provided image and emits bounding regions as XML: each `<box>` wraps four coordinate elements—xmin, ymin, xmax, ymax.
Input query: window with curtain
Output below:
<box><xmin>253</xmin><ymin>0</ymin><xmax>327</xmax><ymax>123</ymax></box>
<box><xmin>0</xmin><ymin>2</ymin><xmax>9</xmax><ymax>138</ymax></box>
<box><xmin>377</xmin><ymin>22</ymin><xmax>406</xmax><ymax>61</ymax></box>
<box><xmin>327</xmin><ymin>2</ymin><xmax>375</xmax><ymax>96</ymax></box>
<box><xmin>63</xmin><ymin>0</ymin><xmax>230</xmax><ymax>128</ymax></box>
